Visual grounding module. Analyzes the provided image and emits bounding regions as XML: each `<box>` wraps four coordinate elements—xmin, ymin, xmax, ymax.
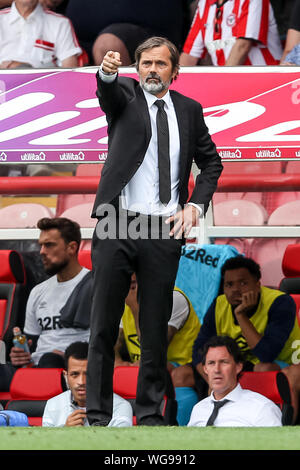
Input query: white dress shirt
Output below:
<box><xmin>120</xmin><ymin>89</ymin><xmax>181</xmax><ymax>216</ymax></box>
<box><xmin>188</xmin><ymin>383</ymin><xmax>282</xmax><ymax>427</ymax></box>
<box><xmin>42</xmin><ymin>390</ymin><xmax>133</xmax><ymax>427</ymax></box>
<box><xmin>99</xmin><ymin>66</ymin><xmax>202</xmax><ymax>218</ymax></box>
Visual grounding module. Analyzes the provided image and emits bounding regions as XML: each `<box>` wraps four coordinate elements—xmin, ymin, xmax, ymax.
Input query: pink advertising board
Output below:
<box><xmin>0</xmin><ymin>67</ymin><xmax>300</xmax><ymax>164</ymax></box>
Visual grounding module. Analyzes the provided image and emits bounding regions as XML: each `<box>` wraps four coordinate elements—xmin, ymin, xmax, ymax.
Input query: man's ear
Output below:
<box><xmin>68</xmin><ymin>241</ymin><xmax>78</xmax><ymax>255</ymax></box>
<box><xmin>63</xmin><ymin>370</ymin><xmax>69</xmax><ymax>389</ymax></box>
<box><xmin>236</xmin><ymin>362</ymin><xmax>243</xmax><ymax>377</ymax></box>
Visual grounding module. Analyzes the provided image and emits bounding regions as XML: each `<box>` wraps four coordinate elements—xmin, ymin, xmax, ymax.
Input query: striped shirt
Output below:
<box><xmin>0</xmin><ymin>2</ymin><xmax>81</xmax><ymax>68</ymax></box>
<box><xmin>183</xmin><ymin>0</ymin><xmax>282</xmax><ymax>65</ymax></box>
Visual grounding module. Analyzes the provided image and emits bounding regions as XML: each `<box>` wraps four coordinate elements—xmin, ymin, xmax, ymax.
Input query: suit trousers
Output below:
<box><xmin>86</xmin><ymin>210</ymin><xmax>182</xmax><ymax>424</ymax></box>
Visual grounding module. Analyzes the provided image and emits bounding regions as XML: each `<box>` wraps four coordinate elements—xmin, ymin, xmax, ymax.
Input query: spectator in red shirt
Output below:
<box><xmin>180</xmin><ymin>0</ymin><xmax>283</xmax><ymax>66</ymax></box>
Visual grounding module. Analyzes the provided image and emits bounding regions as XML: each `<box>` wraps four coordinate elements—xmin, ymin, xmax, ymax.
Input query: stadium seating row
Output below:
<box><xmin>213</xmin><ymin>160</ymin><xmax>300</xmax><ymax>215</ymax></box>
<box><xmin>0</xmin><ymin>242</ymin><xmax>299</xmax><ymax>351</ymax></box>
<box><xmin>0</xmin><ymin>366</ymin><xmax>294</xmax><ymax>427</ymax></box>
<box><xmin>0</xmin><ymin>197</ymin><xmax>298</xmax><ymax>237</ymax></box>
<box><xmin>0</xmin><ymin>243</ymin><xmax>299</xmax><ymax>426</ymax></box>
<box><xmin>213</xmin><ymin>199</ymin><xmax>300</xmax><ymax>226</ymax></box>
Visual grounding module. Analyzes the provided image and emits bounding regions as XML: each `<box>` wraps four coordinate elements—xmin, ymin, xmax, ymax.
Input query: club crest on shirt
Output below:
<box><xmin>226</xmin><ymin>13</ymin><xmax>236</xmax><ymax>27</ymax></box>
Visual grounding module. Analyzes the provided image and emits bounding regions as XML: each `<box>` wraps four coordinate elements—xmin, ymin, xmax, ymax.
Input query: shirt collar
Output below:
<box><xmin>9</xmin><ymin>1</ymin><xmax>43</xmax><ymax>24</ymax></box>
<box><xmin>210</xmin><ymin>383</ymin><xmax>243</xmax><ymax>403</ymax></box>
<box><xmin>213</xmin><ymin>0</ymin><xmax>231</xmax><ymax>6</ymax></box>
<box><xmin>142</xmin><ymin>88</ymin><xmax>172</xmax><ymax>110</ymax></box>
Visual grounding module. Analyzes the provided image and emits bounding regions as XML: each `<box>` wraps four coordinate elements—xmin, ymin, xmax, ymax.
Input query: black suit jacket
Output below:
<box><xmin>91</xmin><ymin>72</ymin><xmax>223</xmax><ymax>217</ymax></box>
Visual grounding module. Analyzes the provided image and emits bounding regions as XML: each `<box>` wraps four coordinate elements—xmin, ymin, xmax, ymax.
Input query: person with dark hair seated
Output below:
<box><xmin>0</xmin><ymin>217</ymin><xmax>91</xmax><ymax>391</ymax></box>
<box><xmin>193</xmin><ymin>255</ymin><xmax>300</xmax><ymax>375</ymax></box>
<box><xmin>186</xmin><ymin>255</ymin><xmax>300</xmax><ymax>416</ymax></box>
<box><xmin>188</xmin><ymin>335</ymin><xmax>282</xmax><ymax>427</ymax></box>
<box><xmin>42</xmin><ymin>341</ymin><xmax>133</xmax><ymax>427</ymax></box>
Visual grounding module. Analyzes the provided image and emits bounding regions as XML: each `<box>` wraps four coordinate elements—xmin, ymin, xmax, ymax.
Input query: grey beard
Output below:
<box><xmin>140</xmin><ymin>73</ymin><xmax>171</xmax><ymax>95</ymax></box>
<box><xmin>141</xmin><ymin>79</ymin><xmax>167</xmax><ymax>95</ymax></box>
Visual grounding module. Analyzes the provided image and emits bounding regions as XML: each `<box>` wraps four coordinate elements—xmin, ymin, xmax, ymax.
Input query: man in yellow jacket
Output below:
<box><xmin>192</xmin><ymin>255</ymin><xmax>300</xmax><ymax>423</ymax></box>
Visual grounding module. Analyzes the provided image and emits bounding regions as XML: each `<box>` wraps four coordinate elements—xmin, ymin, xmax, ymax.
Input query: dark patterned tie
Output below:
<box><xmin>154</xmin><ymin>99</ymin><xmax>171</xmax><ymax>205</ymax></box>
<box><xmin>206</xmin><ymin>399</ymin><xmax>229</xmax><ymax>426</ymax></box>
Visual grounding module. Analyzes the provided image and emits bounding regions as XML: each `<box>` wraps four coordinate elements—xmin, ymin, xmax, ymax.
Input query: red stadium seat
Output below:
<box><xmin>281</xmin><ymin>244</ymin><xmax>300</xmax><ymax>278</ymax></box>
<box><xmin>78</xmin><ymin>250</ymin><xmax>92</xmax><ymax>270</ymax></box>
<box><xmin>5</xmin><ymin>368</ymin><xmax>66</xmax><ymax>426</ymax></box>
<box><xmin>217</xmin><ymin>161</ymin><xmax>283</xmax><ymax>214</ymax></box>
<box><xmin>0</xmin><ymin>203</ymin><xmax>53</xmax><ymax>228</ymax></box>
<box><xmin>268</xmin><ymin>200</ymin><xmax>300</xmax><ymax>226</ymax></box>
<box><xmin>279</xmin><ymin>245</ymin><xmax>300</xmax><ymax>325</ymax></box>
<box><xmin>280</xmin><ymin>161</ymin><xmax>300</xmax><ymax>205</ymax></box>
<box><xmin>250</xmin><ymin>238</ymin><xmax>298</xmax><ymax>288</ymax></box>
<box><xmin>113</xmin><ymin>366</ymin><xmax>177</xmax><ymax>425</ymax></box>
<box><xmin>213</xmin><ymin>200</ymin><xmax>268</xmax><ymax>226</ymax></box>
<box><xmin>60</xmin><ymin>203</ymin><xmax>97</xmax><ymax>228</ymax></box>
<box><xmin>56</xmin><ymin>194</ymin><xmax>95</xmax><ymax>216</ymax></box>
<box><xmin>213</xmin><ymin>191</ymin><xmax>263</xmax><ymax>206</ymax></box>
<box><xmin>55</xmin><ymin>164</ymin><xmax>102</xmax><ymax>215</ymax></box>
<box><xmin>239</xmin><ymin>371</ymin><xmax>293</xmax><ymax>425</ymax></box>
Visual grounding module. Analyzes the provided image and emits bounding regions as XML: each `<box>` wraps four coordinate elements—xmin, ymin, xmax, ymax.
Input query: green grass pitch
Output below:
<box><xmin>1</xmin><ymin>426</ymin><xmax>300</xmax><ymax>451</ymax></box>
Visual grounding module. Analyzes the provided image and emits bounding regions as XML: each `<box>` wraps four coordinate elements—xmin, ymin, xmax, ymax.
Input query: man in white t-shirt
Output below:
<box><xmin>0</xmin><ymin>217</ymin><xmax>91</xmax><ymax>391</ymax></box>
<box><xmin>42</xmin><ymin>341</ymin><xmax>133</xmax><ymax>427</ymax></box>
<box><xmin>188</xmin><ymin>335</ymin><xmax>282</xmax><ymax>427</ymax></box>
<box><xmin>0</xmin><ymin>0</ymin><xmax>81</xmax><ymax>69</ymax></box>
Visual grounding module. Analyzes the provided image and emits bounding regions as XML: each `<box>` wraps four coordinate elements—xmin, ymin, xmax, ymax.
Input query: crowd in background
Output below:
<box><xmin>0</xmin><ymin>0</ymin><xmax>299</xmax><ymax>69</ymax></box>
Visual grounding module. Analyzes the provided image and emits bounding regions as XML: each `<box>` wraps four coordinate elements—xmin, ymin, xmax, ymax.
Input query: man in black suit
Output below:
<box><xmin>86</xmin><ymin>36</ymin><xmax>223</xmax><ymax>426</ymax></box>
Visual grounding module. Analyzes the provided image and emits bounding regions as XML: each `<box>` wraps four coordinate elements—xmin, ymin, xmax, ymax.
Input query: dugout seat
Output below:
<box><xmin>280</xmin><ymin>244</ymin><xmax>300</xmax><ymax>280</ymax></box>
<box><xmin>113</xmin><ymin>366</ymin><xmax>178</xmax><ymax>426</ymax></box>
<box><xmin>239</xmin><ymin>371</ymin><xmax>293</xmax><ymax>425</ymax></box>
<box><xmin>5</xmin><ymin>368</ymin><xmax>67</xmax><ymax>426</ymax></box>
<box><xmin>250</xmin><ymin>238</ymin><xmax>299</xmax><ymax>289</ymax></box>
<box><xmin>278</xmin><ymin>244</ymin><xmax>300</xmax><ymax>325</ymax></box>
<box><xmin>279</xmin><ymin>243</ymin><xmax>300</xmax><ymax>294</ymax></box>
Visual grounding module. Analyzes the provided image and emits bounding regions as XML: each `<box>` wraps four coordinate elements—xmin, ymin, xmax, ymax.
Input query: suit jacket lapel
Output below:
<box><xmin>170</xmin><ymin>90</ymin><xmax>189</xmax><ymax>178</ymax></box>
<box><xmin>136</xmin><ymin>85</ymin><xmax>151</xmax><ymax>148</ymax></box>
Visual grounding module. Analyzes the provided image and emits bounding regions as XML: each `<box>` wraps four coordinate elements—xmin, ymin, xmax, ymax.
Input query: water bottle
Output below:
<box><xmin>12</xmin><ymin>327</ymin><xmax>30</xmax><ymax>353</ymax></box>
